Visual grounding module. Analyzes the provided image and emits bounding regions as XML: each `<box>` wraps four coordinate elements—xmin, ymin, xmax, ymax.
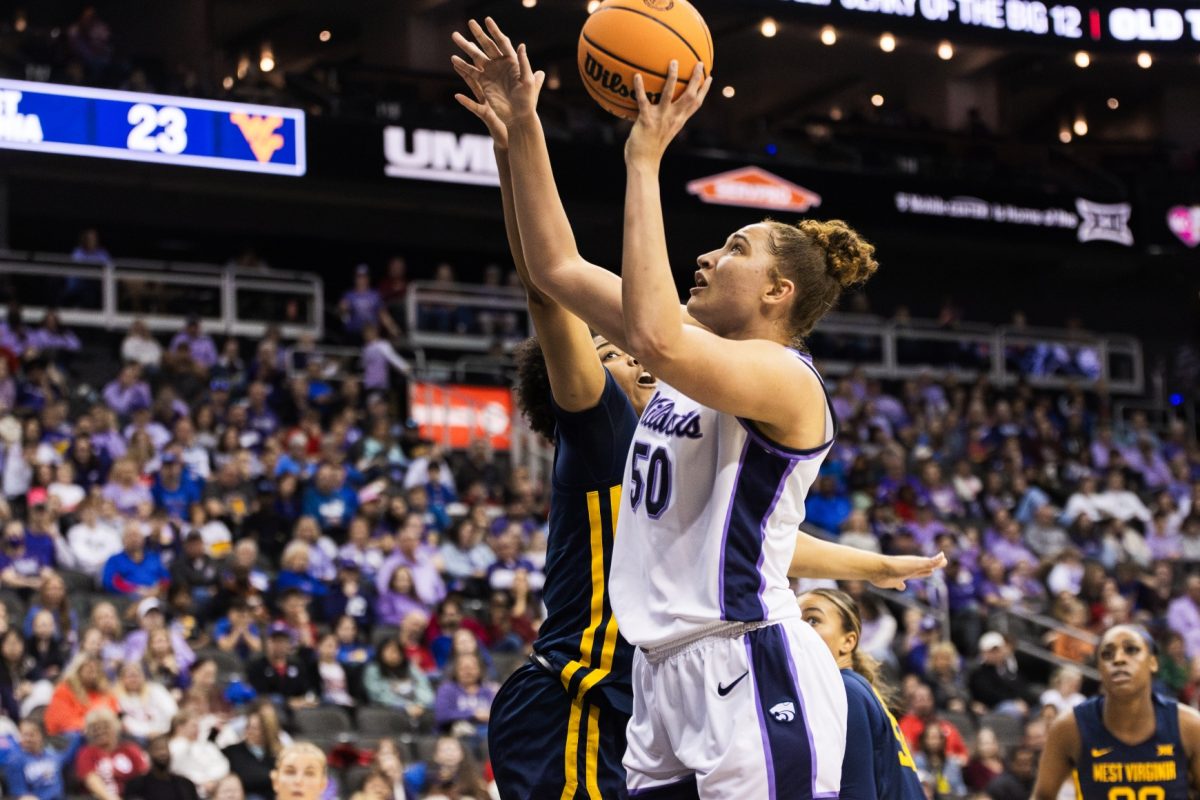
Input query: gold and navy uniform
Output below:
<box><xmin>1073</xmin><ymin>693</ymin><xmax>1189</xmax><ymax>800</ymax></box>
<box><xmin>489</xmin><ymin>371</ymin><xmax>638</xmax><ymax>800</ymax></box>
<box><xmin>840</xmin><ymin>669</ymin><xmax>925</xmax><ymax>800</ymax></box>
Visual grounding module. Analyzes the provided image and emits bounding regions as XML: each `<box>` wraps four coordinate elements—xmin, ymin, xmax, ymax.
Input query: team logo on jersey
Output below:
<box><xmin>640</xmin><ymin>393</ymin><xmax>702</xmax><ymax>439</ymax></box>
<box><xmin>769</xmin><ymin>701</ymin><xmax>795</xmax><ymax>723</ymax></box>
<box><xmin>1158</xmin><ymin>744</ymin><xmax>1175</xmax><ymax>757</ymax></box>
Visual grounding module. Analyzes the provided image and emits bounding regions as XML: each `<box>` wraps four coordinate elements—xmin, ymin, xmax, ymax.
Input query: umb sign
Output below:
<box><xmin>383</xmin><ymin>126</ymin><xmax>499</xmax><ymax>186</ymax></box>
<box><xmin>686</xmin><ymin>167</ymin><xmax>822</xmax><ymax>213</ymax></box>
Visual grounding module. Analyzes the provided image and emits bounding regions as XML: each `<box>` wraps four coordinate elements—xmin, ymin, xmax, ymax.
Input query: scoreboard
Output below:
<box><xmin>0</xmin><ymin>78</ymin><xmax>305</xmax><ymax>176</ymax></box>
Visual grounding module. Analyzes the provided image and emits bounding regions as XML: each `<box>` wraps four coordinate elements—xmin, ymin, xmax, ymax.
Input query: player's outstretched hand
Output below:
<box><xmin>452</xmin><ymin>56</ymin><xmax>508</xmax><ymax>148</ymax></box>
<box><xmin>870</xmin><ymin>551</ymin><xmax>947</xmax><ymax>591</ymax></box>
<box><xmin>626</xmin><ymin>60</ymin><xmax>712</xmax><ymax>166</ymax></box>
<box><xmin>451</xmin><ymin>17</ymin><xmax>544</xmax><ymax>128</ymax></box>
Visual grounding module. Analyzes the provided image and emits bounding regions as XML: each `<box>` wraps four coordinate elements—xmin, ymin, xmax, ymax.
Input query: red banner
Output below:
<box><xmin>409</xmin><ymin>383</ymin><xmax>513</xmax><ymax>450</ymax></box>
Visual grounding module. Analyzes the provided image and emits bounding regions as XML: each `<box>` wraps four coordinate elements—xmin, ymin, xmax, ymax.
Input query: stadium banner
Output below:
<box><xmin>746</xmin><ymin>1</ymin><xmax>1200</xmax><ymax>51</ymax></box>
<box><xmin>0</xmin><ymin>78</ymin><xmax>306</xmax><ymax>175</ymax></box>
<box><xmin>409</xmin><ymin>383</ymin><xmax>513</xmax><ymax>450</ymax></box>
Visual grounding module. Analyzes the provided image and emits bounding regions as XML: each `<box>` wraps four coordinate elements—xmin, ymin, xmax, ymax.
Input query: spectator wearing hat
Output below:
<box><xmin>324</xmin><ymin>558</ymin><xmax>376</xmax><ymax>631</ymax></box>
<box><xmin>101</xmin><ymin>526</ymin><xmax>167</xmax><ymax>597</ymax></box>
<box><xmin>967</xmin><ymin>632</ymin><xmax>1034</xmax><ymax>717</ymax></box>
<box><xmin>246</xmin><ymin>622</ymin><xmax>317</xmax><ymax>710</ymax></box>
<box><xmin>153</xmin><ymin>450</ymin><xmax>203</xmax><ymax>524</ymax></box>
<box><xmin>170</xmin><ymin>529</ymin><xmax>220</xmax><ymax>612</ymax></box>
<box><xmin>123</xmin><ymin>598</ymin><xmax>196</xmax><ymax>673</ymax></box>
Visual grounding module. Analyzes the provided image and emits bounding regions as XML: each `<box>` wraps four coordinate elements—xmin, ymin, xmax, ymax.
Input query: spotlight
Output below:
<box><xmin>1137</xmin><ymin>51</ymin><xmax>1152</xmax><ymax>68</ymax></box>
<box><xmin>1073</xmin><ymin>117</ymin><xmax>1088</xmax><ymax>136</ymax></box>
<box><xmin>879</xmin><ymin>33</ymin><xmax>896</xmax><ymax>53</ymax></box>
<box><xmin>871</xmin><ymin>93</ymin><xmax>885</xmax><ymax>107</ymax></box>
<box><xmin>1107</xmin><ymin>97</ymin><xmax>1119</xmax><ymax>110</ymax></box>
<box><xmin>829</xmin><ymin>106</ymin><xmax>843</xmax><ymax>121</ymax></box>
<box><xmin>721</xmin><ymin>85</ymin><xmax>735</xmax><ymax>98</ymax></box>
<box><xmin>259</xmin><ymin>42</ymin><xmax>275</xmax><ymax>73</ymax></box>
<box><xmin>319</xmin><ymin>30</ymin><xmax>332</xmax><ymax>43</ymax></box>
<box><xmin>1074</xmin><ymin>51</ymin><xmax>1090</xmax><ymax>68</ymax></box>
<box><xmin>820</xmin><ymin>26</ymin><xmax>837</xmax><ymax>46</ymax></box>
<box><xmin>221</xmin><ymin>76</ymin><xmax>234</xmax><ymax>90</ymax></box>
<box><xmin>1058</xmin><ymin>128</ymin><xmax>1072</xmax><ymax>143</ymax></box>
<box><xmin>522</xmin><ymin>0</ymin><xmax>536</xmax><ymax>8</ymax></box>
<box><xmin>937</xmin><ymin>41</ymin><xmax>954</xmax><ymax>60</ymax></box>
<box><xmin>587</xmin><ymin>0</ymin><xmax>600</xmax><ymax>11</ymax></box>
<box><xmin>760</xmin><ymin>18</ymin><xmax>778</xmax><ymax>38</ymax></box>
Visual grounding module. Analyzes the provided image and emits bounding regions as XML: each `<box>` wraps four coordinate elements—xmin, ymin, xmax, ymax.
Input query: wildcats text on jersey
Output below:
<box><xmin>639</xmin><ymin>393</ymin><xmax>703</xmax><ymax>439</ymax></box>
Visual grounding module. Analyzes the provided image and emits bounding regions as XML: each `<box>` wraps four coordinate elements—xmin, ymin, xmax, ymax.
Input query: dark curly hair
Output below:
<box><xmin>512</xmin><ymin>336</ymin><xmax>556</xmax><ymax>442</ymax></box>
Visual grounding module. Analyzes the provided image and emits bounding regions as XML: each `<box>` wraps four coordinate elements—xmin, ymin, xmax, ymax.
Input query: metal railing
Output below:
<box><xmin>404</xmin><ymin>281</ymin><xmax>530</xmax><ymax>353</ymax></box>
<box><xmin>0</xmin><ymin>253</ymin><xmax>324</xmax><ymax>340</ymax></box>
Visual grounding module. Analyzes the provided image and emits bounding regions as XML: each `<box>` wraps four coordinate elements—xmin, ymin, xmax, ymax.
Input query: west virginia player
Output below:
<box><xmin>1033</xmin><ymin>625</ymin><xmax>1200</xmax><ymax>800</ymax></box>
<box><xmin>799</xmin><ymin>589</ymin><xmax>925</xmax><ymax>800</ymax></box>
<box><xmin>452</xmin><ymin>19</ymin><xmax>945</xmax><ymax>799</ymax></box>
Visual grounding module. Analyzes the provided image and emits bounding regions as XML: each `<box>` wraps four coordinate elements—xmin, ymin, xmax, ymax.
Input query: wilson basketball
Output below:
<box><xmin>577</xmin><ymin>0</ymin><xmax>714</xmax><ymax>120</ymax></box>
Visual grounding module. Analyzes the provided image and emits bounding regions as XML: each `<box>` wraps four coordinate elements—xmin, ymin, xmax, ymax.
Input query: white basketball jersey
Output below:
<box><xmin>610</xmin><ymin>351</ymin><xmax>836</xmax><ymax>650</ymax></box>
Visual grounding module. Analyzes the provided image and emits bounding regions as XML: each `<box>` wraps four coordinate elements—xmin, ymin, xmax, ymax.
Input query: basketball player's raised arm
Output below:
<box><xmin>452</xmin><ymin>19</ymin><xmax>706</xmax><ymax>355</ymax></box>
<box><xmin>1032</xmin><ymin>713</ymin><xmax>1080</xmax><ymax>800</ymax></box>
<box><xmin>788</xmin><ymin>531</ymin><xmax>946</xmax><ymax>590</ymax></box>
<box><xmin>452</xmin><ymin>52</ymin><xmax>605</xmax><ymax>412</ymax></box>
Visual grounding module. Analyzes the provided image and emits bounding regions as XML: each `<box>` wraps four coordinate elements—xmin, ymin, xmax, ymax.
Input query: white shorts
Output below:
<box><xmin>624</xmin><ymin>618</ymin><xmax>848</xmax><ymax>799</ymax></box>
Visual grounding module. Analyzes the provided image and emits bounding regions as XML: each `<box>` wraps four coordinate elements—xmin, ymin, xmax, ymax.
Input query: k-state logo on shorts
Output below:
<box><xmin>769</xmin><ymin>701</ymin><xmax>795</xmax><ymax>723</ymax></box>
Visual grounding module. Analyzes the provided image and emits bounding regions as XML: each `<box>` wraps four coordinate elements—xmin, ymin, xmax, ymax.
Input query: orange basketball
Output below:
<box><xmin>577</xmin><ymin>0</ymin><xmax>714</xmax><ymax>120</ymax></box>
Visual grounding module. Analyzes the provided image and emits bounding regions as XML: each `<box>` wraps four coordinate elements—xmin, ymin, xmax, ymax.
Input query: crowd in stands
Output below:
<box><xmin>0</xmin><ymin>244</ymin><xmax>1195</xmax><ymax>799</ymax></box>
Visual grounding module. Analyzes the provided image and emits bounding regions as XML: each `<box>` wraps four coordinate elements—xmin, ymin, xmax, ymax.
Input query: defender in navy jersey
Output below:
<box><xmin>451</xmin><ymin>48</ymin><xmax>655</xmax><ymax>799</ymax></box>
<box><xmin>800</xmin><ymin>589</ymin><xmax>924</xmax><ymax>800</ymax></box>
<box><xmin>1034</xmin><ymin>625</ymin><xmax>1200</xmax><ymax>800</ymax></box>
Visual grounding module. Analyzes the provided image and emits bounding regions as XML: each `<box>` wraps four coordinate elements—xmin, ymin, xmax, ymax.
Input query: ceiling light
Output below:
<box><xmin>13</xmin><ymin>11</ymin><xmax>26</xmax><ymax>33</ymax></box>
<box><xmin>830</xmin><ymin>106</ymin><xmax>843</xmax><ymax>121</ymax></box>
<box><xmin>1073</xmin><ymin>117</ymin><xmax>1088</xmax><ymax>136</ymax></box>
<box><xmin>221</xmin><ymin>76</ymin><xmax>234</xmax><ymax>90</ymax></box>
<box><xmin>319</xmin><ymin>30</ymin><xmax>332</xmax><ymax>43</ymax></box>
<box><xmin>1059</xmin><ymin>128</ymin><xmax>1072</xmax><ymax>143</ymax></box>
<box><xmin>937</xmin><ymin>41</ymin><xmax>954</xmax><ymax>60</ymax></box>
<box><xmin>236</xmin><ymin>55</ymin><xmax>250</xmax><ymax>80</ymax></box>
<box><xmin>760</xmin><ymin>18</ymin><xmax>778</xmax><ymax>38</ymax></box>
<box><xmin>587</xmin><ymin>0</ymin><xmax>600</xmax><ymax>11</ymax></box>
<box><xmin>259</xmin><ymin>43</ymin><xmax>275</xmax><ymax>73</ymax></box>
<box><xmin>1107</xmin><ymin>97</ymin><xmax>1119</xmax><ymax>110</ymax></box>
<box><xmin>879</xmin><ymin>33</ymin><xmax>896</xmax><ymax>53</ymax></box>
<box><xmin>871</xmin><ymin>93</ymin><xmax>885</xmax><ymax>107</ymax></box>
<box><xmin>522</xmin><ymin>0</ymin><xmax>537</xmax><ymax>7</ymax></box>
<box><xmin>820</xmin><ymin>26</ymin><xmax>837</xmax><ymax>46</ymax></box>
<box><xmin>1074</xmin><ymin>51</ymin><xmax>1090</xmax><ymax>68</ymax></box>
<box><xmin>721</xmin><ymin>85</ymin><xmax>735</xmax><ymax>98</ymax></box>
<box><xmin>1137</xmin><ymin>51</ymin><xmax>1152</xmax><ymax>68</ymax></box>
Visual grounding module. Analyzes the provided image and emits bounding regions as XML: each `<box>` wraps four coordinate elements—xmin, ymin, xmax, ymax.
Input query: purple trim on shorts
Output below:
<box><xmin>717</xmin><ymin>438</ymin><xmax>751</xmax><ymax>618</ymax></box>
<box><xmin>813</xmin><ymin>794</ymin><xmax>839</xmax><ymax>798</ymax></box>
<box><xmin>746</xmin><ymin>637</ymin><xmax>777</xmax><ymax>800</ymax></box>
<box><xmin>756</xmin><ymin>460</ymin><xmax>799</xmax><ymax>617</ymax></box>
<box><xmin>782</xmin><ymin>624</ymin><xmax>819</xmax><ymax>796</ymax></box>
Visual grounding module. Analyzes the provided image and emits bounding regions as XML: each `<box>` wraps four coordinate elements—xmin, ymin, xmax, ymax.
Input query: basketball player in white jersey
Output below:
<box><xmin>452</xmin><ymin>20</ymin><xmax>932</xmax><ymax>799</ymax></box>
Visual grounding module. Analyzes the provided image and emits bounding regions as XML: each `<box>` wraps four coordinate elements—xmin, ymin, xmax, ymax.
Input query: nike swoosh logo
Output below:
<box><xmin>717</xmin><ymin>671</ymin><xmax>749</xmax><ymax>696</ymax></box>
<box><xmin>1091</xmin><ymin>748</ymin><xmax>1113</xmax><ymax>758</ymax></box>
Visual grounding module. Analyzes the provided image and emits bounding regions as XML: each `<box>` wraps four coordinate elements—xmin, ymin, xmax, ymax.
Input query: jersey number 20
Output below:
<box><xmin>630</xmin><ymin>442</ymin><xmax>672</xmax><ymax>518</ymax></box>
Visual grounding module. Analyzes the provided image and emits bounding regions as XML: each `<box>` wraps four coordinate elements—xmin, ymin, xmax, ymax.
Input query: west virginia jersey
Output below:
<box><xmin>840</xmin><ymin>669</ymin><xmax>925</xmax><ymax>800</ymax></box>
<box><xmin>1073</xmin><ymin>692</ymin><xmax>1189</xmax><ymax>800</ymax></box>
<box><xmin>489</xmin><ymin>370</ymin><xmax>638</xmax><ymax>800</ymax></box>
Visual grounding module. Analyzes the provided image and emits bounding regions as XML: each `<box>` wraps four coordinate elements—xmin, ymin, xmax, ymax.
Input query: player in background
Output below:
<box><xmin>1033</xmin><ymin>624</ymin><xmax>1200</xmax><ymax>800</ymax></box>
<box><xmin>799</xmin><ymin>589</ymin><xmax>925</xmax><ymax>800</ymax></box>
<box><xmin>452</xmin><ymin>18</ymin><xmax>947</xmax><ymax>799</ymax></box>
<box><xmin>451</xmin><ymin>22</ymin><xmax>944</xmax><ymax>800</ymax></box>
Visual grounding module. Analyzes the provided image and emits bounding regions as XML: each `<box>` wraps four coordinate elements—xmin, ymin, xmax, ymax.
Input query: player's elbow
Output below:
<box><xmin>525</xmin><ymin>257</ymin><xmax>577</xmax><ymax>299</ymax></box>
<box><xmin>625</xmin><ymin>326</ymin><xmax>679</xmax><ymax>367</ymax></box>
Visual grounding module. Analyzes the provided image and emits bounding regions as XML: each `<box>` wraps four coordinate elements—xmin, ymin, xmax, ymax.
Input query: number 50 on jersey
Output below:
<box><xmin>0</xmin><ymin>78</ymin><xmax>305</xmax><ymax>176</ymax></box>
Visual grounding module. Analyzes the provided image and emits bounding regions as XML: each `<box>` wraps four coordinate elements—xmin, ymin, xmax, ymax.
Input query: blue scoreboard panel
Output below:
<box><xmin>0</xmin><ymin>78</ymin><xmax>305</xmax><ymax>176</ymax></box>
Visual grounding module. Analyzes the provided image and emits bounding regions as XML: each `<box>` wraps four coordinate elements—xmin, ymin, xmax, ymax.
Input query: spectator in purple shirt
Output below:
<box><xmin>0</xmin><ymin>520</ymin><xmax>55</xmax><ymax>593</ymax></box>
<box><xmin>1168</xmin><ymin>575</ymin><xmax>1200</xmax><ymax>660</ymax></box>
<box><xmin>29</xmin><ymin>311</ymin><xmax>81</xmax><ymax>368</ymax></box>
<box><xmin>433</xmin><ymin>652</ymin><xmax>496</xmax><ymax>740</ymax></box>
<box><xmin>339</xmin><ymin>265</ymin><xmax>399</xmax><ymax>340</ymax></box>
<box><xmin>102</xmin><ymin>364</ymin><xmax>152</xmax><ymax>419</ymax></box>
<box><xmin>168</xmin><ymin>316</ymin><xmax>218</xmax><ymax>371</ymax></box>
<box><xmin>376</xmin><ymin>517</ymin><xmax>446</xmax><ymax>609</ymax></box>
<box><xmin>102</xmin><ymin>458</ymin><xmax>152</xmax><ymax>517</ymax></box>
